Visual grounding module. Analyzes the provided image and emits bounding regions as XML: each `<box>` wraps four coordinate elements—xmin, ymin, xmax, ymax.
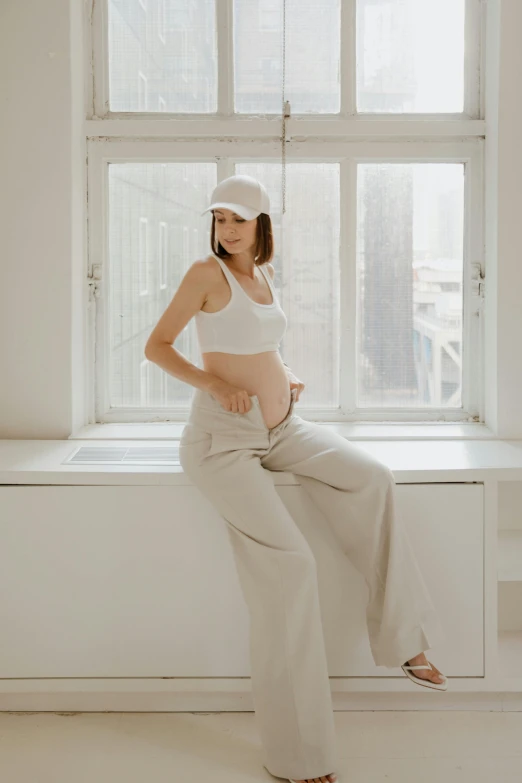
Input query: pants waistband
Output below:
<box><xmin>190</xmin><ymin>387</ymin><xmax>297</xmax><ymax>435</ymax></box>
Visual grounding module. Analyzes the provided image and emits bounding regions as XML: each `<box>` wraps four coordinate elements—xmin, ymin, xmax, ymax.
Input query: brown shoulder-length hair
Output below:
<box><xmin>210</xmin><ymin>212</ymin><xmax>274</xmax><ymax>266</ymax></box>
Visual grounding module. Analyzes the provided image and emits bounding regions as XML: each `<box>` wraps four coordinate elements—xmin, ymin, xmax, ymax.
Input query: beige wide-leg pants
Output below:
<box><xmin>179</xmin><ymin>386</ymin><xmax>445</xmax><ymax>781</ymax></box>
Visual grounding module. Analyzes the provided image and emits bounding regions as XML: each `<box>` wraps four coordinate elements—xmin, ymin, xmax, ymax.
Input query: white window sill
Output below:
<box><xmin>2</xmin><ymin>430</ymin><xmax>522</xmax><ymax>484</ymax></box>
<box><xmin>69</xmin><ymin>421</ymin><xmax>496</xmax><ymax>441</ymax></box>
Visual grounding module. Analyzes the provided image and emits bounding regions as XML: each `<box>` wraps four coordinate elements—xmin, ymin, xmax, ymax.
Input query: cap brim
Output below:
<box><xmin>201</xmin><ymin>202</ymin><xmax>260</xmax><ymax>220</ymax></box>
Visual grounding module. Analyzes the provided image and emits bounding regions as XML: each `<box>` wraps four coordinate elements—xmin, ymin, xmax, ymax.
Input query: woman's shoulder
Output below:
<box><xmin>196</xmin><ymin>255</ymin><xmax>231</xmax><ymax>290</ymax></box>
<box><xmin>185</xmin><ymin>256</ymin><xmax>223</xmax><ymax>296</ymax></box>
<box><xmin>199</xmin><ymin>254</ymin><xmax>223</xmax><ymax>276</ymax></box>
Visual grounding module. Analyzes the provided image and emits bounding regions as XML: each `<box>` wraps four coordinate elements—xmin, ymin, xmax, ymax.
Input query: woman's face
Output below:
<box><xmin>214</xmin><ymin>208</ymin><xmax>257</xmax><ymax>254</ymax></box>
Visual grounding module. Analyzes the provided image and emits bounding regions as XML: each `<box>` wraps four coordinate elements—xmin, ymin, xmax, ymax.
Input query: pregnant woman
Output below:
<box><xmin>144</xmin><ymin>174</ymin><xmax>447</xmax><ymax>783</ymax></box>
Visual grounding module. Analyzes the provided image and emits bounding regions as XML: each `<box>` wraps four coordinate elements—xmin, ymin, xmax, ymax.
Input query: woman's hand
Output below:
<box><xmin>285</xmin><ymin>368</ymin><xmax>305</xmax><ymax>402</ymax></box>
<box><xmin>208</xmin><ymin>379</ymin><xmax>254</xmax><ymax>413</ymax></box>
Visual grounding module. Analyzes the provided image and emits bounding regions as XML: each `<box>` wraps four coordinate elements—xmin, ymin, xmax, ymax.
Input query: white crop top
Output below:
<box><xmin>195</xmin><ymin>254</ymin><xmax>287</xmax><ymax>355</ymax></box>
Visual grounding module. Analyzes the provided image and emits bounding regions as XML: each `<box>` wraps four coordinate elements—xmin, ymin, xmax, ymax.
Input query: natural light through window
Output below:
<box><xmin>357</xmin><ymin>0</ymin><xmax>465</xmax><ymax>113</ymax></box>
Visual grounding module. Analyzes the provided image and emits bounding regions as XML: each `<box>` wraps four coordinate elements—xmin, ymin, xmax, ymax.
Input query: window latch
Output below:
<box><xmin>87</xmin><ymin>263</ymin><xmax>102</xmax><ymax>302</ymax></box>
<box><xmin>470</xmin><ymin>262</ymin><xmax>485</xmax><ymax>315</ymax></box>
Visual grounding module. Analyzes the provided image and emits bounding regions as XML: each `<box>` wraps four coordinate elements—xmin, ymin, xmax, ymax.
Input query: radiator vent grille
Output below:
<box><xmin>64</xmin><ymin>445</ymin><xmax>180</xmax><ymax>465</ymax></box>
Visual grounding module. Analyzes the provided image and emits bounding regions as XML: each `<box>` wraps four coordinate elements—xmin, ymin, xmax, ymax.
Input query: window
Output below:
<box><xmin>87</xmin><ymin>0</ymin><xmax>485</xmax><ymax>423</ymax></box>
<box><xmin>356</xmin><ymin>0</ymin><xmax>466</xmax><ymax>113</ymax></box>
<box><xmin>258</xmin><ymin>0</ymin><xmax>279</xmax><ymax>33</ymax></box>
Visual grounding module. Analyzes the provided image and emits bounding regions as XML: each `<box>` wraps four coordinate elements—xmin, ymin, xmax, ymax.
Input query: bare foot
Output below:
<box><xmin>293</xmin><ymin>775</ymin><xmax>337</xmax><ymax>783</ymax></box>
<box><xmin>404</xmin><ymin>652</ymin><xmax>446</xmax><ymax>683</ymax></box>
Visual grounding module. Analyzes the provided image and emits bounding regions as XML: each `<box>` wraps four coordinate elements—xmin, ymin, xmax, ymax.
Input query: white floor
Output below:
<box><xmin>1</xmin><ymin>710</ymin><xmax>522</xmax><ymax>782</ymax></box>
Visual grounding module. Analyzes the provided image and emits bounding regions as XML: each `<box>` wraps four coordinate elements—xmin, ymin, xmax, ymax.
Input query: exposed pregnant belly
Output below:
<box><xmin>202</xmin><ymin>351</ymin><xmax>292</xmax><ymax>430</ymax></box>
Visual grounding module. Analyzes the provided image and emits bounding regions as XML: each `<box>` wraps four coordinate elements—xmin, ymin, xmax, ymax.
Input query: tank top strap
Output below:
<box><xmin>212</xmin><ymin>254</ymin><xmax>276</xmax><ymax>302</ymax></box>
<box><xmin>259</xmin><ymin>263</ymin><xmax>274</xmax><ymax>291</ymax></box>
<box><xmin>211</xmin><ymin>254</ymin><xmax>242</xmax><ymax>291</ymax></box>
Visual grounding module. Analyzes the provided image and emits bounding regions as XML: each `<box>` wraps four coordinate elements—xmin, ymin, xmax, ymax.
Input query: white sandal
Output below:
<box><xmin>288</xmin><ymin>778</ymin><xmax>337</xmax><ymax>783</ymax></box>
<box><xmin>401</xmin><ymin>661</ymin><xmax>448</xmax><ymax>691</ymax></box>
<box><xmin>263</xmin><ymin>764</ymin><xmax>338</xmax><ymax>783</ymax></box>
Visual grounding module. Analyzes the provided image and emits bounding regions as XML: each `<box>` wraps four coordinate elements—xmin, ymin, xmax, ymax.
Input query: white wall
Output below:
<box><xmin>0</xmin><ymin>0</ymin><xmax>86</xmax><ymax>439</ymax></box>
<box><xmin>484</xmin><ymin>0</ymin><xmax>522</xmax><ymax>438</ymax></box>
<box><xmin>1</xmin><ymin>0</ymin><xmax>521</xmax><ymax>438</ymax></box>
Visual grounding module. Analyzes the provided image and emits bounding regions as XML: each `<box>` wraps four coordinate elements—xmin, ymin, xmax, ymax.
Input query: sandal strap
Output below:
<box><xmin>404</xmin><ymin>663</ymin><xmax>432</xmax><ymax>671</ymax></box>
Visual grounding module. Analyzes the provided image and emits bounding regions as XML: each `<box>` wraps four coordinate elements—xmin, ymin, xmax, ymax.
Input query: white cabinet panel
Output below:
<box><xmin>0</xmin><ymin>483</ymin><xmax>483</xmax><ymax>678</ymax></box>
<box><xmin>0</xmin><ymin>486</ymin><xmax>249</xmax><ymax>678</ymax></box>
<box><xmin>282</xmin><ymin>483</ymin><xmax>484</xmax><ymax>677</ymax></box>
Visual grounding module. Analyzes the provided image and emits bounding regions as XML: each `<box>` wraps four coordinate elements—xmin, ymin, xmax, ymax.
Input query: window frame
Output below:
<box><xmin>87</xmin><ymin>139</ymin><xmax>484</xmax><ymax>424</ymax></box>
<box><xmin>85</xmin><ymin>0</ymin><xmax>486</xmax><ymax>424</ymax></box>
<box><xmin>89</xmin><ymin>0</ymin><xmax>483</xmax><ymax>120</ymax></box>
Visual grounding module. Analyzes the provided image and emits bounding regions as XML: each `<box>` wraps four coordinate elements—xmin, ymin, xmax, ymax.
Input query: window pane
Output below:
<box><xmin>356</xmin><ymin>0</ymin><xmax>465</xmax><ymax>113</ymax></box>
<box><xmin>107</xmin><ymin>162</ymin><xmax>340</xmax><ymax>411</ymax></box>
<box><xmin>234</xmin><ymin>0</ymin><xmax>340</xmax><ymax>114</ymax></box>
<box><xmin>357</xmin><ymin>163</ymin><xmax>464</xmax><ymax>408</ymax></box>
<box><xmin>108</xmin><ymin>163</ymin><xmax>216</xmax><ymax>408</ymax></box>
<box><xmin>108</xmin><ymin>0</ymin><xmax>216</xmax><ymax>112</ymax></box>
<box><xmin>236</xmin><ymin>163</ymin><xmax>340</xmax><ymax>407</ymax></box>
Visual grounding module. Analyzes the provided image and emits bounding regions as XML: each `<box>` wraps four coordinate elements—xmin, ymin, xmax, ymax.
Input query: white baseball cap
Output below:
<box><xmin>201</xmin><ymin>175</ymin><xmax>271</xmax><ymax>221</ymax></box>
